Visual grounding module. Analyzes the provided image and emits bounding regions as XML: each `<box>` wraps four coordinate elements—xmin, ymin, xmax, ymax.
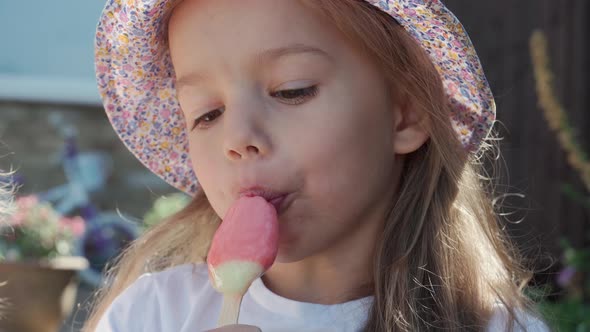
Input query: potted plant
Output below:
<box><xmin>0</xmin><ymin>195</ymin><xmax>88</xmax><ymax>332</ymax></box>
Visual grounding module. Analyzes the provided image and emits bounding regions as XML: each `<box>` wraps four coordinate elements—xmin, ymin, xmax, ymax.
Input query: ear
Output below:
<box><xmin>391</xmin><ymin>97</ymin><xmax>430</xmax><ymax>155</ymax></box>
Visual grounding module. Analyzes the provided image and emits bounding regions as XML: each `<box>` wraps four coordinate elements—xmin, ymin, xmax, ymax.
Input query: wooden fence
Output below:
<box><xmin>444</xmin><ymin>0</ymin><xmax>589</xmax><ymax>264</ymax></box>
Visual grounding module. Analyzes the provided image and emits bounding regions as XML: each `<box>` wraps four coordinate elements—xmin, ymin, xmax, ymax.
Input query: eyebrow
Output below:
<box><xmin>175</xmin><ymin>43</ymin><xmax>334</xmax><ymax>91</ymax></box>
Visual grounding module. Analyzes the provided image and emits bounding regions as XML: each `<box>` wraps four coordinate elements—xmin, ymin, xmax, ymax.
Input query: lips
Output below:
<box><xmin>238</xmin><ymin>186</ymin><xmax>290</xmax><ymax>214</ymax></box>
<box><xmin>268</xmin><ymin>195</ymin><xmax>287</xmax><ymax>213</ymax></box>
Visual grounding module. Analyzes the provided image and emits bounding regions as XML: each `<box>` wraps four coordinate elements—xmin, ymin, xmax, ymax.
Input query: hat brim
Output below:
<box><xmin>96</xmin><ymin>0</ymin><xmax>198</xmax><ymax>195</ymax></box>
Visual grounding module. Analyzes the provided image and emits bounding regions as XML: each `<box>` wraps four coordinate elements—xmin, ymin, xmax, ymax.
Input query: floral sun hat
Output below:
<box><xmin>95</xmin><ymin>0</ymin><xmax>496</xmax><ymax>195</ymax></box>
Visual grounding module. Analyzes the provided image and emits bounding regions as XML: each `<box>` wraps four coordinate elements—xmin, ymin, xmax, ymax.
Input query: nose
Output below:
<box><xmin>223</xmin><ymin>99</ymin><xmax>271</xmax><ymax>161</ymax></box>
<box><xmin>227</xmin><ymin>143</ymin><xmax>261</xmax><ymax>160</ymax></box>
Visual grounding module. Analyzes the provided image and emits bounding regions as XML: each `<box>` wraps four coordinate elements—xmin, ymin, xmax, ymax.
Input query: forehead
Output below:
<box><xmin>167</xmin><ymin>0</ymin><xmax>351</xmax><ymax>70</ymax></box>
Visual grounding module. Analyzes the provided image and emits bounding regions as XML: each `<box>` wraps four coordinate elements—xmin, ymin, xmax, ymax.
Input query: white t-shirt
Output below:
<box><xmin>95</xmin><ymin>263</ymin><xmax>549</xmax><ymax>332</ymax></box>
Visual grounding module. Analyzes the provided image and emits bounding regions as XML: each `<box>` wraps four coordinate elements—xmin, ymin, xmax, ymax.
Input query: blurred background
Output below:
<box><xmin>0</xmin><ymin>0</ymin><xmax>588</xmax><ymax>331</ymax></box>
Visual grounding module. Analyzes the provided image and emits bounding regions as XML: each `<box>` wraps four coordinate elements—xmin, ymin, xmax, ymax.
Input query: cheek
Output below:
<box><xmin>294</xmin><ymin>87</ymin><xmax>394</xmax><ymax>203</ymax></box>
<box><xmin>188</xmin><ymin>138</ymin><xmax>226</xmax><ymax>210</ymax></box>
<box><xmin>188</xmin><ymin>139</ymin><xmax>205</xmax><ymax>176</ymax></box>
<box><xmin>303</xmin><ymin>127</ymin><xmax>391</xmax><ymax>201</ymax></box>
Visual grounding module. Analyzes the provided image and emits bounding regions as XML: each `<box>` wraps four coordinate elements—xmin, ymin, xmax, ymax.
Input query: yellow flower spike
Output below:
<box><xmin>530</xmin><ymin>30</ymin><xmax>590</xmax><ymax>192</ymax></box>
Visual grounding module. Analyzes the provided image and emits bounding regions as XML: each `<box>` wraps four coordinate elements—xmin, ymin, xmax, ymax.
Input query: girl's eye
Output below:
<box><xmin>271</xmin><ymin>86</ymin><xmax>318</xmax><ymax>105</ymax></box>
<box><xmin>191</xmin><ymin>108</ymin><xmax>223</xmax><ymax>131</ymax></box>
<box><xmin>190</xmin><ymin>86</ymin><xmax>318</xmax><ymax>131</ymax></box>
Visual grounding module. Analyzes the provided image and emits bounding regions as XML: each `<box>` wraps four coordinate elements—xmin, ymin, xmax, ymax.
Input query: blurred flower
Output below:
<box><xmin>0</xmin><ymin>195</ymin><xmax>85</xmax><ymax>261</ymax></box>
<box><xmin>8</xmin><ymin>195</ymin><xmax>39</xmax><ymax>226</ymax></box>
<box><xmin>530</xmin><ymin>30</ymin><xmax>590</xmax><ymax>192</ymax></box>
<box><xmin>557</xmin><ymin>265</ymin><xmax>577</xmax><ymax>288</ymax></box>
<box><xmin>58</xmin><ymin>216</ymin><xmax>86</xmax><ymax>237</ymax></box>
<box><xmin>142</xmin><ymin>193</ymin><xmax>190</xmax><ymax>230</ymax></box>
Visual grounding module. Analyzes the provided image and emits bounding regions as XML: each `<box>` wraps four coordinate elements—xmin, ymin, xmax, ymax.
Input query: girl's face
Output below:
<box><xmin>169</xmin><ymin>0</ymin><xmax>416</xmax><ymax>263</ymax></box>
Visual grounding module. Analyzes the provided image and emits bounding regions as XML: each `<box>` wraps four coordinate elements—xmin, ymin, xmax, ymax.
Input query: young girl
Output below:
<box><xmin>86</xmin><ymin>0</ymin><xmax>549</xmax><ymax>331</ymax></box>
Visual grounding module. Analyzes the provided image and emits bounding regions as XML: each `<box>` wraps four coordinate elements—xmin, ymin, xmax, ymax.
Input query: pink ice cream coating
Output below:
<box><xmin>207</xmin><ymin>196</ymin><xmax>279</xmax><ymax>271</ymax></box>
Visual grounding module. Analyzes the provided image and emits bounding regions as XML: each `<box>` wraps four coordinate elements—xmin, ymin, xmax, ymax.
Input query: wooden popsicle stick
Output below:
<box><xmin>217</xmin><ymin>293</ymin><xmax>244</xmax><ymax>327</ymax></box>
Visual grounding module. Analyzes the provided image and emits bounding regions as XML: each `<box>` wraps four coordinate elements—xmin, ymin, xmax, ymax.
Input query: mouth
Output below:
<box><xmin>238</xmin><ymin>186</ymin><xmax>292</xmax><ymax>215</ymax></box>
<box><xmin>268</xmin><ymin>194</ymin><xmax>290</xmax><ymax>215</ymax></box>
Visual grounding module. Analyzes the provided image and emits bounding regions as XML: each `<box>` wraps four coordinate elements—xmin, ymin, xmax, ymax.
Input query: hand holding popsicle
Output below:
<box><xmin>206</xmin><ymin>196</ymin><xmax>279</xmax><ymax>327</ymax></box>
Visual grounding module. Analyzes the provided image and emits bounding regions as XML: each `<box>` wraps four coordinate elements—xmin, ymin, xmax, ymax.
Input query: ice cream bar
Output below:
<box><xmin>206</xmin><ymin>195</ymin><xmax>279</xmax><ymax>326</ymax></box>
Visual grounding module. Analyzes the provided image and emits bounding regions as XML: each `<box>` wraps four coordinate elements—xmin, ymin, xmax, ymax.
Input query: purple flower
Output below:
<box><xmin>557</xmin><ymin>265</ymin><xmax>577</xmax><ymax>288</ymax></box>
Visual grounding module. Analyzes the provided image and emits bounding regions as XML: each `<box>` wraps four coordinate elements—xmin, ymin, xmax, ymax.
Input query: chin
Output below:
<box><xmin>274</xmin><ymin>244</ymin><xmax>308</xmax><ymax>264</ymax></box>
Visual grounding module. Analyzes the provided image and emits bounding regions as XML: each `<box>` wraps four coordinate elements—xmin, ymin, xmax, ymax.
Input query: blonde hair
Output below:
<box><xmin>84</xmin><ymin>1</ymin><xmax>541</xmax><ymax>331</ymax></box>
<box><xmin>0</xmin><ymin>169</ymin><xmax>14</xmax><ymax>314</ymax></box>
<box><xmin>0</xmin><ymin>171</ymin><xmax>14</xmax><ymax>223</ymax></box>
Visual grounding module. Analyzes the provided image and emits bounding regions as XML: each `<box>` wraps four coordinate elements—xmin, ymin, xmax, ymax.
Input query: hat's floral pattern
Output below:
<box><xmin>95</xmin><ymin>0</ymin><xmax>496</xmax><ymax>195</ymax></box>
<box><xmin>366</xmin><ymin>0</ymin><xmax>495</xmax><ymax>153</ymax></box>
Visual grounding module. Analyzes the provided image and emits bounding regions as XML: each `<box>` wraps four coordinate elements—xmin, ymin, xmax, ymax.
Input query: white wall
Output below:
<box><xmin>0</xmin><ymin>0</ymin><xmax>107</xmax><ymax>105</ymax></box>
